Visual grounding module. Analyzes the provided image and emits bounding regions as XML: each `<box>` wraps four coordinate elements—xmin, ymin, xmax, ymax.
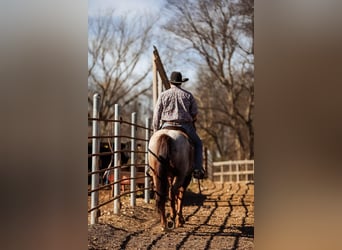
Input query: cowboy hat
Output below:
<box><xmin>169</xmin><ymin>71</ymin><xmax>189</xmax><ymax>85</ymax></box>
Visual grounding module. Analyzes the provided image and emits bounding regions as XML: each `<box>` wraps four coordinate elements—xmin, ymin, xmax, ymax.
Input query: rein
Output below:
<box><xmin>148</xmin><ymin>148</ymin><xmax>170</xmax><ymax>167</ymax></box>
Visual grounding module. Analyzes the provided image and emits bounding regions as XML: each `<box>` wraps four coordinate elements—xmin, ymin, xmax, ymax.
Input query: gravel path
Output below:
<box><xmin>88</xmin><ymin>180</ymin><xmax>254</xmax><ymax>249</ymax></box>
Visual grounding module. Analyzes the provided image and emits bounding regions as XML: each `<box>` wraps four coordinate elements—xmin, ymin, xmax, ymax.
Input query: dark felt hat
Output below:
<box><xmin>169</xmin><ymin>71</ymin><xmax>189</xmax><ymax>85</ymax></box>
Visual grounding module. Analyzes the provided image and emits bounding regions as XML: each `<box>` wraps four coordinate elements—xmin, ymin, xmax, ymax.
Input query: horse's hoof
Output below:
<box><xmin>161</xmin><ymin>226</ymin><xmax>170</xmax><ymax>232</ymax></box>
<box><xmin>175</xmin><ymin>216</ymin><xmax>185</xmax><ymax>228</ymax></box>
<box><xmin>167</xmin><ymin>220</ymin><xmax>175</xmax><ymax>229</ymax></box>
<box><xmin>175</xmin><ymin>222</ymin><xmax>183</xmax><ymax>228</ymax></box>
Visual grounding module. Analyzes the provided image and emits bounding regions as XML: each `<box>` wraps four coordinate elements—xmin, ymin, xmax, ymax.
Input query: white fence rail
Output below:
<box><xmin>211</xmin><ymin>160</ymin><xmax>254</xmax><ymax>183</ymax></box>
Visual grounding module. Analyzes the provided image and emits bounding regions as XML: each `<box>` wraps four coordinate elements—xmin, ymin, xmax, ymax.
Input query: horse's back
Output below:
<box><xmin>150</xmin><ymin>129</ymin><xmax>189</xmax><ymax>144</ymax></box>
<box><xmin>149</xmin><ymin>129</ymin><xmax>193</xmax><ymax>173</ymax></box>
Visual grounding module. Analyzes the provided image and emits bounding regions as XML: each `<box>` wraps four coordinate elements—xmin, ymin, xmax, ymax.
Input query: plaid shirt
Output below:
<box><xmin>153</xmin><ymin>85</ymin><xmax>198</xmax><ymax>130</ymax></box>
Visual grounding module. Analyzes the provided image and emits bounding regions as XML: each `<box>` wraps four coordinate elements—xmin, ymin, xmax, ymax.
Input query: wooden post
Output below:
<box><xmin>152</xmin><ymin>46</ymin><xmax>170</xmax><ymax>109</ymax></box>
<box><xmin>158</xmin><ymin>73</ymin><xmax>162</xmax><ymax>97</ymax></box>
<box><xmin>152</xmin><ymin>53</ymin><xmax>158</xmax><ymax>106</ymax></box>
<box><xmin>153</xmin><ymin>46</ymin><xmax>170</xmax><ymax>90</ymax></box>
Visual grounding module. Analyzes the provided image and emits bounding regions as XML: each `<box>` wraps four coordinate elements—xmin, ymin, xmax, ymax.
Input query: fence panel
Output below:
<box><xmin>88</xmin><ymin>97</ymin><xmax>254</xmax><ymax>223</ymax></box>
<box><xmin>212</xmin><ymin>160</ymin><xmax>254</xmax><ymax>183</ymax></box>
<box><xmin>88</xmin><ymin>99</ymin><xmax>153</xmax><ymax>223</ymax></box>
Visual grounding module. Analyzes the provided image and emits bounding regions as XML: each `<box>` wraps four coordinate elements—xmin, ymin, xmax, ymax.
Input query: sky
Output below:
<box><xmin>88</xmin><ymin>0</ymin><xmax>165</xmax><ymax>17</ymax></box>
<box><xmin>87</xmin><ymin>0</ymin><xmax>252</xmax><ymax>90</ymax></box>
<box><xmin>88</xmin><ymin>0</ymin><xmax>166</xmax><ymax>77</ymax></box>
<box><xmin>87</xmin><ymin>0</ymin><xmax>200</xmax><ymax>89</ymax></box>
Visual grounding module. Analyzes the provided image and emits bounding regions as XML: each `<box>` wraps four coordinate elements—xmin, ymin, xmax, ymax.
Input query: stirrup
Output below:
<box><xmin>193</xmin><ymin>169</ymin><xmax>204</xmax><ymax>179</ymax></box>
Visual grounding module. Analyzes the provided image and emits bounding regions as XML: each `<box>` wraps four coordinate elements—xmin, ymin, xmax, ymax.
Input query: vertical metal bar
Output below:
<box><xmin>130</xmin><ymin>112</ymin><xmax>137</xmax><ymax>207</ymax></box>
<box><xmin>90</xmin><ymin>93</ymin><xmax>100</xmax><ymax>225</ymax></box>
<box><xmin>236</xmin><ymin>163</ymin><xmax>240</xmax><ymax>183</ymax></box>
<box><xmin>245</xmin><ymin>161</ymin><xmax>247</xmax><ymax>183</ymax></box>
<box><xmin>207</xmin><ymin>149</ymin><xmax>212</xmax><ymax>181</ymax></box>
<box><xmin>144</xmin><ymin>118</ymin><xmax>151</xmax><ymax>203</ymax></box>
<box><xmin>253</xmin><ymin>161</ymin><xmax>254</xmax><ymax>182</ymax></box>
<box><xmin>204</xmin><ymin>147</ymin><xmax>208</xmax><ymax>177</ymax></box>
<box><xmin>220</xmin><ymin>164</ymin><xmax>224</xmax><ymax>183</ymax></box>
<box><xmin>113</xmin><ymin>104</ymin><xmax>121</xmax><ymax>214</ymax></box>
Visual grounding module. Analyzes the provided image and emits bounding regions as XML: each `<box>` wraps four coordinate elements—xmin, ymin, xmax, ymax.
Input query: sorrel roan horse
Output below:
<box><xmin>148</xmin><ymin>129</ymin><xmax>193</xmax><ymax>230</ymax></box>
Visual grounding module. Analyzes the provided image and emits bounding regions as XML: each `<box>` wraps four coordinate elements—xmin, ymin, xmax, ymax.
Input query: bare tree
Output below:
<box><xmin>88</xmin><ymin>11</ymin><xmax>155</xmax><ymax>132</ymax></box>
<box><xmin>164</xmin><ymin>0</ymin><xmax>254</xmax><ymax>160</ymax></box>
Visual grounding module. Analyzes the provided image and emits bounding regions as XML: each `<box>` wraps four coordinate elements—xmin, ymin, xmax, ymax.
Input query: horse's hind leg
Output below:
<box><xmin>152</xmin><ymin>171</ymin><xmax>167</xmax><ymax>231</ymax></box>
<box><xmin>171</xmin><ymin>176</ymin><xmax>187</xmax><ymax>227</ymax></box>
<box><xmin>158</xmin><ymin>202</ymin><xmax>167</xmax><ymax>231</ymax></box>
<box><xmin>169</xmin><ymin>178</ymin><xmax>176</xmax><ymax>221</ymax></box>
<box><xmin>175</xmin><ymin>186</ymin><xmax>186</xmax><ymax>228</ymax></box>
<box><xmin>155</xmin><ymin>189</ymin><xmax>167</xmax><ymax>230</ymax></box>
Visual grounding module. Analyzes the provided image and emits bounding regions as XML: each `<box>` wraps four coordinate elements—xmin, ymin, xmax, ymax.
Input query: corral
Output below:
<box><xmin>88</xmin><ymin>95</ymin><xmax>254</xmax><ymax>249</ymax></box>
<box><xmin>88</xmin><ymin>180</ymin><xmax>254</xmax><ymax>249</ymax></box>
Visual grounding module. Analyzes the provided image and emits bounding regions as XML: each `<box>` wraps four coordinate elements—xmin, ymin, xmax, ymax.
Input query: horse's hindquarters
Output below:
<box><xmin>148</xmin><ymin>129</ymin><xmax>193</xmax><ymax>230</ymax></box>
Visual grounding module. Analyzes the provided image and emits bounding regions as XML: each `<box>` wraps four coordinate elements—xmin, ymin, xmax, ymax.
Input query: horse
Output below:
<box><xmin>88</xmin><ymin>142</ymin><xmax>130</xmax><ymax>185</ymax></box>
<box><xmin>148</xmin><ymin>128</ymin><xmax>193</xmax><ymax>231</ymax></box>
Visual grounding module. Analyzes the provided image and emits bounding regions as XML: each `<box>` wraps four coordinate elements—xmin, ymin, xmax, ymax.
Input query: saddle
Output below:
<box><xmin>161</xmin><ymin>125</ymin><xmax>194</xmax><ymax>146</ymax></box>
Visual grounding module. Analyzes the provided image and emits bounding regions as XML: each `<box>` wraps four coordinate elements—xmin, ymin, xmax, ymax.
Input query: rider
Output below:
<box><xmin>152</xmin><ymin>71</ymin><xmax>205</xmax><ymax>179</ymax></box>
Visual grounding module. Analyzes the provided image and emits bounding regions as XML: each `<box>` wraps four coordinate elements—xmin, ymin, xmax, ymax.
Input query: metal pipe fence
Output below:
<box><xmin>88</xmin><ymin>95</ymin><xmax>153</xmax><ymax>224</ymax></box>
<box><xmin>88</xmin><ymin>96</ymin><xmax>254</xmax><ymax>224</ymax></box>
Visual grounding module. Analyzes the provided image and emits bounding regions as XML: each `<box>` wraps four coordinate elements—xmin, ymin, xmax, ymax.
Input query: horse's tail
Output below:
<box><xmin>155</xmin><ymin>134</ymin><xmax>171</xmax><ymax>207</ymax></box>
<box><xmin>157</xmin><ymin>134</ymin><xmax>171</xmax><ymax>166</ymax></box>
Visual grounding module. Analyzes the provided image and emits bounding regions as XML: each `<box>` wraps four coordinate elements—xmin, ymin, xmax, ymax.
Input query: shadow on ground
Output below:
<box><xmin>183</xmin><ymin>190</ymin><xmax>207</xmax><ymax>206</ymax></box>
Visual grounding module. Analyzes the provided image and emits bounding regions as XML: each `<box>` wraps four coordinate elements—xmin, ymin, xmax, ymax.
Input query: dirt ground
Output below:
<box><xmin>88</xmin><ymin>180</ymin><xmax>254</xmax><ymax>249</ymax></box>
